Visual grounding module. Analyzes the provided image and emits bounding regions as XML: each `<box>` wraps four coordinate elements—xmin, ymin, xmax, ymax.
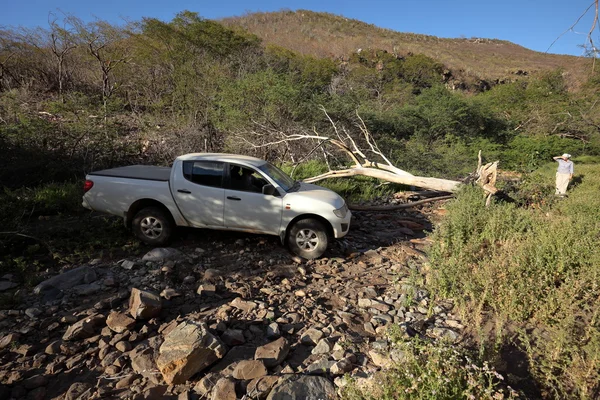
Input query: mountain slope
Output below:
<box><xmin>223</xmin><ymin>10</ymin><xmax>592</xmax><ymax>88</ymax></box>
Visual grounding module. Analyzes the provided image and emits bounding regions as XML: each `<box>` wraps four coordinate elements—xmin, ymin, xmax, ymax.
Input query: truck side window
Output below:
<box><xmin>229</xmin><ymin>165</ymin><xmax>267</xmax><ymax>193</ymax></box>
<box><xmin>183</xmin><ymin>161</ymin><xmax>223</xmax><ymax>188</ymax></box>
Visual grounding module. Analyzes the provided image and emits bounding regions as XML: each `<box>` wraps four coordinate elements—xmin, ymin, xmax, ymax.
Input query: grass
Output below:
<box><xmin>0</xmin><ymin>181</ymin><xmax>137</xmax><ymax>283</ymax></box>
<box><xmin>426</xmin><ymin>163</ymin><xmax>600</xmax><ymax>398</ymax></box>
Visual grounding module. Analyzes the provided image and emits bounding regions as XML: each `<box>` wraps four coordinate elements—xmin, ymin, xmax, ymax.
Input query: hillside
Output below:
<box><xmin>223</xmin><ymin>10</ymin><xmax>593</xmax><ymax>88</ymax></box>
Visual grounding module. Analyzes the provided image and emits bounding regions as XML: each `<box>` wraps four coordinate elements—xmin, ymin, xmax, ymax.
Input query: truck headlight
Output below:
<box><xmin>333</xmin><ymin>203</ymin><xmax>348</xmax><ymax>218</ymax></box>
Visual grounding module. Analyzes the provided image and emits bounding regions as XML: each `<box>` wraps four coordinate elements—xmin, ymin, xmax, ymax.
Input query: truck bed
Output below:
<box><xmin>89</xmin><ymin>165</ymin><xmax>171</xmax><ymax>181</ymax></box>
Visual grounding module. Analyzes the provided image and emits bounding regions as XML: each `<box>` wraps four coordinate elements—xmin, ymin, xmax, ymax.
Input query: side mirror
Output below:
<box><xmin>262</xmin><ymin>184</ymin><xmax>278</xmax><ymax>196</ymax></box>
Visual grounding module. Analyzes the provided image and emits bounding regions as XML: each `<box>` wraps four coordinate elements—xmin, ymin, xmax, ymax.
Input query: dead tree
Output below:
<box><xmin>48</xmin><ymin>14</ymin><xmax>78</xmax><ymax>101</ymax></box>
<box><xmin>236</xmin><ymin>106</ymin><xmax>498</xmax><ymax>196</ymax></box>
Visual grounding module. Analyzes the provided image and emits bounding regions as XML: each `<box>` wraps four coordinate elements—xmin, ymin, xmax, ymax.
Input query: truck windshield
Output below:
<box><xmin>259</xmin><ymin>163</ymin><xmax>296</xmax><ymax>192</ymax></box>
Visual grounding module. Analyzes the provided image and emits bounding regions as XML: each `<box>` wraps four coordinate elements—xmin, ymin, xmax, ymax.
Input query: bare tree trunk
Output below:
<box><xmin>303</xmin><ymin>167</ymin><xmax>461</xmax><ymax>192</ymax></box>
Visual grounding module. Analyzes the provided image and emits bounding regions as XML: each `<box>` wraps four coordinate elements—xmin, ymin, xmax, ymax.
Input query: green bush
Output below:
<box><xmin>342</xmin><ymin>337</ymin><xmax>519</xmax><ymax>400</ymax></box>
<box><xmin>427</xmin><ymin>165</ymin><xmax>600</xmax><ymax>398</ymax></box>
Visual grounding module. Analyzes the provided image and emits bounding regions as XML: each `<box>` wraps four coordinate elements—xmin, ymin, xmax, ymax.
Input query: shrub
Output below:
<box><xmin>342</xmin><ymin>337</ymin><xmax>519</xmax><ymax>400</ymax></box>
<box><xmin>427</xmin><ymin>165</ymin><xmax>600</xmax><ymax>398</ymax></box>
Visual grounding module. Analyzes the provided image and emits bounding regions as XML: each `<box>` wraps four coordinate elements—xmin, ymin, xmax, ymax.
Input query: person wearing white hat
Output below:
<box><xmin>552</xmin><ymin>153</ymin><xmax>573</xmax><ymax>196</ymax></box>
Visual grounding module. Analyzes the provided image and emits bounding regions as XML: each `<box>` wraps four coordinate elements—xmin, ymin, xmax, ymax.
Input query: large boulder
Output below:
<box><xmin>266</xmin><ymin>375</ymin><xmax>336</xmax><ymax>400</ymax></box>
<box><xmin>34</xmin><ymin>266</ymin><xmax>96</xmax><ymax>294</ymax></box>
<box><xmin>129</xmin><ymin>288</ymin><xmax>162</xmax><ymax>320</ymax></box>
<box><xmin>157</xmin><ymin>321</ymin><xmax>227</xmax><ymax>385</ymax></box>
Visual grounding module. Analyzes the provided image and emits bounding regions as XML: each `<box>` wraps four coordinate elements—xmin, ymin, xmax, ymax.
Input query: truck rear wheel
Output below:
<box><xmin>288</xmin><ymin>218</ymin><xmax>328</xmax><ymax>259</ymax></box>
<box><xmin>132</xmin><ymin>207</ymin><xmax>173</xmax><ymax>246</ymax></box>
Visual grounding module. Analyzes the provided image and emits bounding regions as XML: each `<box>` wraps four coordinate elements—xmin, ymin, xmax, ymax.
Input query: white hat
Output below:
<box><xmin>562</xmin><ymin>153</ymin><xmax>571</xmax><ymax>158</ymax></box>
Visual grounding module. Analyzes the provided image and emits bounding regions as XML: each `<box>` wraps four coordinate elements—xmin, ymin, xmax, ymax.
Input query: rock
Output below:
<box><xmin>131</xmin><ymin>348</ymin><xmax>161</xmax><ymax>383</ymax></box>
<box><xmin>266</xmin><ymin>375</ymin><xmax>336</xmax><ymax>400</ymax></box>
<box><xmin>183</xmin><ymin>275</ymin><xmax>196</xmax><ymax>285</ymax></box>
<box><xmin>331</xmin><ymin>356</ymin><xmax>355</xmax><ymax>375</ymax></box>
<box><xmin>230</xmin><ymin>297</ymin><xmax>257</xmax><ymax>313</ymax></box>
<box><xmin>160</xmin><ymin>288</ymin><xmax>181</xmax><ymax>300</ymax></box>
<box><xmin>357</xmin><ymin>298</ymin><xmax>372</xmax><ymax>308</ymax></box>
<box><xmin>115</xmin><ymin>375</ymin><xmax>136</xmax><ymax>390</ymax></box>
<box><xmin>0</xmin><ymin>281</ymin><xmax>18</xmax><ymax>291</ymax></box>
<box><xmin>140</xmin><ymin>385</ymin><xmax>168</xmax><ymax>399</ymax></box>
<box><xmin>105</xmin><ymin>365</ymin><xmax>120</xmax><ymax>375</ymax></box>
<box><xmin>193</xmin><ymin>372</ymin><xmax>221</xmax><ymax>396</ymax></box>
<box><xmin>369</xmin><ymin>349</ymin><xmax>394</xmax><ymax>368</ymax></box>
<box><xmin>23</xmin><ymin>375</ymin><xmax>48</xmax><ymax>390</ymax></box>
<box><xmin>221</xmin><ymin>329</ymin><xmax>245</xmax><ymax>346</ymax></box>
<box><xmin>255</xmin><ymin>337</ymin><xmax>290</xmax><ymax>368</ymax></box>
<box><xmin>266</xmin><ymin>322</ymin><xmax>280</xmax><ymax>339</ymax></box>
<box><xmin>311</xmin><ymin>338</ymin><xmax>334</xmax><ymax>355</ymax></box>
<box><xmin>72</xmin><ymin>282</ymin><xmax>102</xmax><ymax>296</ymax></box>
<box><xmin>45</xmin><ymin>340</ymin><xmax>61</xmax><ymax>355</ymax></box>
<box><xmin>106</xmin><ymin>311</ymin><xmax>136</xmax><ymax>333</ymax></box>
<box><xmin>429</xmin><ymin>327</ymin><xmax>459</xmax><ymax>342</ymax></box>
<box><xmin>203</xmin><ymin>269</ymin><xmax>222</xmax><ymax>281</ymax></box>
<box><xmin>247</xmin><ymin>376</ymin><xmax>280</xmax><ymax>400</ymax></box>
<box><xmin>34</xmin><ymin>265</ymin><xmax>96</xmax><ymax>294</ymax></box>
<box><xmin>306</xmin><ymin>359</ymin><xmax>336</xmax><ymax>375</ymax></box>
<box><xmin>197</xmin><ymin>284</ymin><xmax>217</xmax><ymax>297</ymax></box>
<box><xmin>209</xmin><ymin>345</ymin><xmax>257</xmax><ymax>373</ymax></box>
<box><xmin>27</xmin><ymin>387</ymin><xmax>46</xmax><ymax>400</ymax></box>
<box><xmin>121</xmin><ymin>260</ymin><xmax>136</xmax><ymax>270</ymax></box>
<box><xmin>178</xmin><ymin>390</ymin><xmax>191</xmax><ymax>400</ymax></box>
<box><xmin>232</xmin><ymin>360</ymin><xmax>268</xmax><ymax>380</ymax></box>
<box><xmin>363</xmin><ymin>322</ymin><xmax>376</xmax><ymax>335</ymax></box>
<box><xmin>211</xmin><ymin>377</ymin><xmax>236</xmax><ymax>400</ymax></box>
<box><xmin>390</xmin><ymin>348</ymin><xmax>408</xmax><ymax>363</ymax></box>
<box><xmin>142</xmin><ymin>247</ymin><xmax>182</xmax><ymax>262</ymax></box>
<box><xmin>63</xmin><ymin>314</ymin><xmax>105</xmax><ymax>341</ymax></box>
<box><xmin>129</xmin><ymin>288</ymin><xmax>162</xmax><ymax>320</ymax></box>
<box><xmin>157</xmin><ymin>320</ymin><xmax>227</xmax><ymax>385</ymax></box>
<box><xmin>64</xmin><ymin>382</ymin><xmax>92</xmax><ymax>400</ymax></box>
<box><xmin>115</xmin><ymin>341</ymin><xmax>131</xmax><ymax>352</ymax></box>
<box><xmin>0</xmin><ymin>333</ymin><xmax>20</xmax><ymax>349</ymax></box>
<box><xmin>100</xmin><ymin>351</ymin><xmax>120</xmax><ymax>367</ymax></box>
<box><xmin>300</xmin><ymin>328</ymin><xmax>324</xmax><ymax>346</ymax></box>
<box><xmin>15</xmin><ymin>344</ymin><xmax>34</xmax><ymax>356</ymax></box>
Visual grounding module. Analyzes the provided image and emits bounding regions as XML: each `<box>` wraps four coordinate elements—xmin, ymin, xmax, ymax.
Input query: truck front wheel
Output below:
<box><xmin>288</xmin><ymin>218</ymin><xmax>328</xmax><ymax>259</ymax></box>
<box><xmin>132</xmin><ymin>207</ymin><xmax>173</xmax><ymax>246</ymax></box>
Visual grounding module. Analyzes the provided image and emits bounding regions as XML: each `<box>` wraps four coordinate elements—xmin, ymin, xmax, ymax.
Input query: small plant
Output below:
<box><xmin>342</xmin><ymin>337</ymin><xmax>519</xmax><ymax>400</ymax></box>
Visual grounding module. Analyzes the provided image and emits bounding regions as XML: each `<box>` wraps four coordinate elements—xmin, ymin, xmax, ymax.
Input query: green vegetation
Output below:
<box><xmin>342</xmin><ymin>337</ymin><xmax>519</xmax><ymax>400</ymax></box>
<box><xmin>427</xmin><ymin>163</ymin><xmax>600</xmax><ymax>398</ymax></box>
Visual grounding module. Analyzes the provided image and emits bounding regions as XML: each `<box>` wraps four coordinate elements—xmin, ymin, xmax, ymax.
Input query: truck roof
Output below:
<box><xmin>176</xmin><ymin>153</ymin><xmax>267</xmax><ymax>168</ymax></box>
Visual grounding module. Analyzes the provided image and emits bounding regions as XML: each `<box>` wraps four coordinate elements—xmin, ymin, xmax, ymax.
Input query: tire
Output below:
<box><xmin>287</xmin><ymin>218</ymin><xmax>329</xmax><ymax>259</ymax></box>
<box><xmin>132</xmin><ymin>207</ymin><xmax>174</xmax><ymax>246</ymax></box>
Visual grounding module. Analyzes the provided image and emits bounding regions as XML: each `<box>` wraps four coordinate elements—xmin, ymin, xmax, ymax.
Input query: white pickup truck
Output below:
<box><xmin>82</xmin><ymin>153</ymin><xmax>351</xmax><ymax>259</ymax></box>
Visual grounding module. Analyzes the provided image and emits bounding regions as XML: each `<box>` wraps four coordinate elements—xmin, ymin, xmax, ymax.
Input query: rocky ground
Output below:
<box><xmin>0</xmin><ymin>198</ymin><xmax>465</xmax><ymax>400</ymax></box>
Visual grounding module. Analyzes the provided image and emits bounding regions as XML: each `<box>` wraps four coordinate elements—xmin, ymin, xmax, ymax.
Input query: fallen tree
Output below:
<box><xmin>236</xmin><ymin>106</ymin><xmax>498</xmax><ymax>200</ymax></box>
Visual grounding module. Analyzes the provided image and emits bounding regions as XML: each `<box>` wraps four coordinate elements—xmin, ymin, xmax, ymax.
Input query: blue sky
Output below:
<box><xmin>1</xmin><ymin>0</ymin><xmax>597</xmax><ymax>56</ymax></box>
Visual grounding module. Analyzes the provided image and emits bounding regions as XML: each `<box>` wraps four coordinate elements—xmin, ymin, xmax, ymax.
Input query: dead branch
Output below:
<box><xmin>235</xmin><ymin>108</ymin><xmax>498</xmax><ymax>196</ymax></box>
<box><xmin>348</xmin><ymin>195</ymin><xmax>454</xmax><ymax>211</ymax></box>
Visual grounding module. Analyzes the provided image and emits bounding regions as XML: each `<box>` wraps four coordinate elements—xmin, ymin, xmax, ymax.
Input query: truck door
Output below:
<box><xmin>172</xmin><ymin>161</ymin><xmax>225</xmax><ymax>227</ymax></box>
<box><xmin>224</xmin><ymin>164</ymin><xmax>283</xmax><ymax>234</ymax></box>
